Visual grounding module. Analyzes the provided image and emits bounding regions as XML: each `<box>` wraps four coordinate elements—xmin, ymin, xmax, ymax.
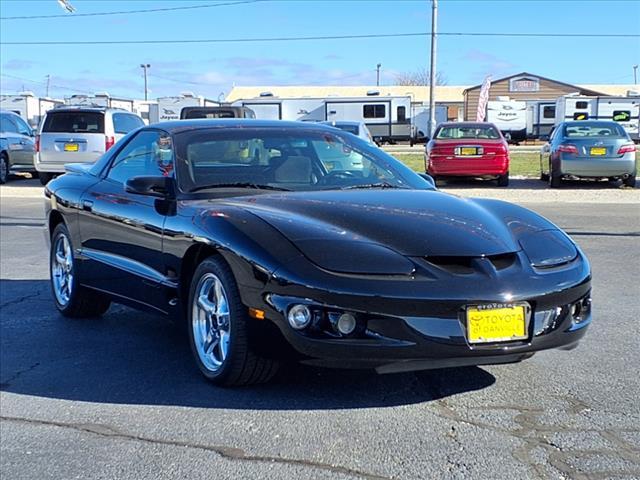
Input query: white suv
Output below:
<box><xmin>35</xmin><ymin>106</ymin><xmax>144</xmax><ymax>184</ymax></box>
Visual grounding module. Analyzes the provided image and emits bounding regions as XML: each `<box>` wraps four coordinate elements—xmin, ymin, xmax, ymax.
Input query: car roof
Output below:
<box><xmin>562</xmin><ymin>120</ymin><xmax>620</xmax><ymax>126</ymax></box>
<box><xmin>321</xmin><ymin>120</ymin><xmax>361</xmax><ymax>127</ymax></box>
<box><xmin>147</xmin><ymin>118</ymin><xmax>344</xmax><ymax>134</ymax></box>
<box><xmin>48</xmin><ymin>106</ymin><xmax>132</xmax><ymax>113</ymax></box>
<box><xmin>438</xmin><ymin>122</ymin><xmax>499</xmax><ymax>129</ymax></box>
<box><xmin>0</xmin><ymin>109</ymin><xmax>21</xmax><ymax>116</ymax></box>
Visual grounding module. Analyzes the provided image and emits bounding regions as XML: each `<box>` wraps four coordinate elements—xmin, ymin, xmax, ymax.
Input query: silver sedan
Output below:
<box><xmin>540</xmin><ymin>121</ymin><xmax>636</xmax><ymax>188</ymax></box>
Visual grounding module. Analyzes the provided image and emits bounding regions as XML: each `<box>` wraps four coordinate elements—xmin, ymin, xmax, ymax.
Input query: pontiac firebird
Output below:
<box><xmin>44</xmin><ymin>120</ymin><xmax>592</xmax><ymax>386</ymax></box>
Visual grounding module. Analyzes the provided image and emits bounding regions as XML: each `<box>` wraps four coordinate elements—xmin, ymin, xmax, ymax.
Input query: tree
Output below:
<box><xmin>394</xmin><ymin>69</ymin><xmax>448</xmax><ymax>86</ymax></box>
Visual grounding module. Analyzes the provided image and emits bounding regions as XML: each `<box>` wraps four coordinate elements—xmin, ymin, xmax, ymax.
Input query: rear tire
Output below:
<box><xmin>39</xmin><ymin>173</ymin><xmax>54</xmax><ymax>185</ymax></box>
<box><xmin>549</xmin><ymin>166</ymin><xmax>561</xmax><ymax>188</ymax></box>
<box><xmin>497</xmin><ymin>172</ymin><xmax>509</xmax><ymax>187</ymax></box>
<box><xmin>623</xmin><ymin>174</ymin><xmax>636</xmax><ymax>188</ymax></box>
<box><xmin>0</xmin><ymin>154</ymin><xmax>8</xmax><ymax>184</ymax></box>
<box><xmin>187</xmin><ymin>256</ymin><xmax>279</xmax><ymax>386</ymax></box>
<box><xmin>540</xmin><ymin>171</ymin><xmax>549</xmax><ymax>181</ymax></box>
<box><xmin>50</xmin><ymin>223</ymin><xmax>111</xmax><ymax>318</ymax></box>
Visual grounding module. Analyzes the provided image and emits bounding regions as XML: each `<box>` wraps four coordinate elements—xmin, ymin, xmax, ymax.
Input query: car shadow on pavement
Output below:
<box><xmin>0</xmin><ymin>280</ymin><xmax>496</xmax><ymax>410</ymax></box>
<box><xmin>439</xmin><ymin>177</ymin><xmax>631</xmax><ymax>190</ymax></box>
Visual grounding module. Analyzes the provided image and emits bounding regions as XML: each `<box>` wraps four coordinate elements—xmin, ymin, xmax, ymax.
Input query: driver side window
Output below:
<box><xmin>108</xmin><ymin>130</ymin><xmax>174</xmax><ymax>185</ymax></box>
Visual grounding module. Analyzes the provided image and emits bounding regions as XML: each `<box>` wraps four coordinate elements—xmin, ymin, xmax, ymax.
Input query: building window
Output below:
<box><xmin>542</xmin><ymin>106</ymin><xmax>555</xmax><ymax>119</ymax></box>
<box><xmin>613</xmin><ymin>111</ymin><xmax>631</xmax><ymax>122</ymax></box>
<box><xmin>363</xmin><ymin>104</ymin><xmax>386</xmax><ymax>118</ymax></box>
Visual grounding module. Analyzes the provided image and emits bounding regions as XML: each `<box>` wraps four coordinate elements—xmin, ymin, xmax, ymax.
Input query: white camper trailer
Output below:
<box><xmin>149</xmin><ymin>92</ymin><xmax>218</xmax><ymax>123</ymax></box>
<box><xmin>324</xmin><ymin>95</ymin><xmax>413</xmax><ymax>143</ymax></box>
<box><xmin>526</xmin><ymin>100</ymin><xmax>556</xmax><ymax>139</ymax></box>
<box><xmin>412</xmin><ymin>104</ymin><xmax>448</xmax><ymax>142</ymax></box>
<box><xmin>132</xmin><ymin>100</ymin><xmax>157</xmax><ymax>125</ymax></box>
<box><xmin>0</xmin><ymin>92</ymin><xmax>63</xmax><ymax>127</ymax></box>
<box><xmin>64</xmin><ymin>92</ymin><xmax>135</xmax><ymax>112</ymax></box>
<box><xmin>240</xmin><ymin>97</ymin><xmax>325</xmax><ymax>122</ymax></box>
<box><xmin>555</xmin><ymin>95</ymin><xmax>640</xmax><ymax>140</ymax></box>
<box><xmin>486</xmin><ymin>97</ymin><xmax>527</xmax><ymax>141</ymax></box>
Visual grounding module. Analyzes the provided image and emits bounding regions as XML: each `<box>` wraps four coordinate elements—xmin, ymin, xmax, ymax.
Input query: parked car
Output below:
<box><xmin>45</xmin><ymin>120</ymin><xmax>591</xmax><ymax>386</ymax></box>
<box><xmin>180</xmin><ymin>105</ymin><xmax>256</xmax><ymax>119</ymax></box>
<box><xmin>321</xmin><ymin>120</ymin><xmax>374</xmax><ymax>144</ymax></box>
<box><xmin>0</xmin><ymin>109</ymin><xmax>36</xmax><ymax>183</ymax></box>
<box><xmin>425</xmin><ymin>122</ymin><xmax>510</xmax><ymax>186</ymax></box>
<box><xmin>540</xmin><ymin>121</ymin><xmax>636</xmax><ymax>188</ymax></box>
<box><xmin>35</xmin><ymin>106</ymin><xmax>144</xmax><ymax>185</ymax></box>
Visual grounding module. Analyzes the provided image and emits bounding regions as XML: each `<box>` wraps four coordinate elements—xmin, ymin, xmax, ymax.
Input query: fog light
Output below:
<box><xmin>571</xmin><ymin>302</ymin><xmax>582</xmax><ymax>319</ymax></box>
<box><xmin>336</xmin><ymin>313</ymin><xmax>357</xmax><ymax>335</ymax></box>
<box><xmin>287</xmin><ymin>304</ymin><xmax>311</xmax><ymax>330</ymax></box>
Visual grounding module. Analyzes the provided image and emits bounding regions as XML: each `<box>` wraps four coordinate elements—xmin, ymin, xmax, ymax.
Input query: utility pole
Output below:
<box><xmin>428</xmin><ymin>0</ymin><xmax>438</xmax><ymax>139</ymax></box>
<box><xmin>140</xmin><ymin>64</ymin><xmax>151</xmax><ymax>101</ymax></box>
<box><xmin>634</xmin><ymin>65</ymin><xmax>638</xmax><ymax>85</ymax></box>
<box><xmin>376</xmin><ymin>63</ymin><xmax>382</xmax><ymax>86</ymax></box>
<box><xmin>45</xmin><ymin>75</ymin><xmax>50</xmax><ymax>97</ymax></box>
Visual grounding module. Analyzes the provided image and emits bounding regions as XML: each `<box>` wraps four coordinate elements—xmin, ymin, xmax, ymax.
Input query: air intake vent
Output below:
<box><xmin>424</xmin><ymin>253</ymin><xmax>517</xmax><ymax>275</ymax></box>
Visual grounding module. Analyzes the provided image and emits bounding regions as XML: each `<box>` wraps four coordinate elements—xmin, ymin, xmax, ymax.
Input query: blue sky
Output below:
<box><xmin>1</xmin><ymin>0</ymin><xmax>639</xmax><ymax>100</ymax></box>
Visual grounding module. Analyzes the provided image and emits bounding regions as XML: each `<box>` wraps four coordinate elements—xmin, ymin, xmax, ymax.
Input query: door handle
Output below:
<box><xmin>82</xmin><ymin>200</ymin><xmax>94</xmax><ymax>212</ymax></box>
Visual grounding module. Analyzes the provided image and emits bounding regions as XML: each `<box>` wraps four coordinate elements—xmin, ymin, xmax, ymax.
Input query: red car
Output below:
<box><xmin>426</xmin><ymin>122</ymin><xmax>510</xmax><ymax>186</ymax></box>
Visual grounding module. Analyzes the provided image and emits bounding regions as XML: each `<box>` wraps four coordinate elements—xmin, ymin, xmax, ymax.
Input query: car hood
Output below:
<box><xmin>221</xmin><ymin>189</ymin><xmax>533</xmax><ymax>257</ymax></box>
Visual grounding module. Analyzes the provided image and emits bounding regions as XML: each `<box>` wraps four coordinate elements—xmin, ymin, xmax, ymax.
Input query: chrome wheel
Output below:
<box><xmin>191</xmin><ymin>273</ymin><xmax>231</xmax><ymax>372</ymax></box>
<box><xmin>51</xmin><ymin>233</ymin><xmax>74</xmax><ymax>306</ymax></box>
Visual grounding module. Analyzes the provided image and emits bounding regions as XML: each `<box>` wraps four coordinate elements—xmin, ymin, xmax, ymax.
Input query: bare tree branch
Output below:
<box><xmin>394</xmin><ymin>69</ymin><xmax>448</xmax><ymax>86</ymax></box>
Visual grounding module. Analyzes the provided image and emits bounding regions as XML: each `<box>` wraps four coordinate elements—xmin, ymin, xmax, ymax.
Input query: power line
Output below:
<box><xmin>0</xmin><ymin>0</ymin><xmax>264</xmax><ymax>20</ymax></box>
<box><xmin>2</xmin><ymin>31</ymin><xmax>637</xmax><ymax>46</ymax></box>
<box><xmin>2</xmin><ymin>73</ymin><xmax>101</xmax><ymax>96</ymax></box>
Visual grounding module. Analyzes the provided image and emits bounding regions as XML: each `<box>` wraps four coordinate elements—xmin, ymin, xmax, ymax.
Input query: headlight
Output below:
<box><xmin>519</xmin><ymin>230</ymin><xmax>578</xmax><ymax>268</ymax></box>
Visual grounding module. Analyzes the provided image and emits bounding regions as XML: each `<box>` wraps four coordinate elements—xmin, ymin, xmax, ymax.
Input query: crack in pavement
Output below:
<box><xmin>0</xmin><ymin>362</ymin><xmax>41</xmax><ymax>388</ymax></box>
<box><xmin>0</xmin><ymin>291</ymin><xmax>45</xmax><ymax>309</ymax></box>
<box><xmin>0</xmin><ymin>415</ymin><xmax>392</xmax><ymax>480</ymax></box>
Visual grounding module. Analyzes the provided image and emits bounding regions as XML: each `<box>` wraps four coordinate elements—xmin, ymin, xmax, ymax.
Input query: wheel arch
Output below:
<box><xmin>48</xmin><ymin>209</ymin><xmax>66</xmax><ymax>238</ymax></box>
<box><xmin>178</xmin><ymin>243</ymin><xmax>225</xmax><ymax>314</ymax></box>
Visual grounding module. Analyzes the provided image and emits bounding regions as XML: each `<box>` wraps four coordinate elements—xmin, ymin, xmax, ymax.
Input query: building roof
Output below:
<box><xmin>579</xmin><ymin>84</ymin><xmax>639</xmax><ymax>96</ymax></box>
<box><xmin>463</xmin><ymin>72</ymin><xmax>609</xmax><ymax>96</ymax></box>
<box><xmin>225</xmin><ymin>85</ymin><xmax>469</xmax><ymax>104</ymax></box>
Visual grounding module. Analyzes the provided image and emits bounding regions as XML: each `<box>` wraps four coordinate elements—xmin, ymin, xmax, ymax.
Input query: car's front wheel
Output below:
<box><xmin>50</xmin><ymin>223</ymin><xmax>111</xmax><ymax>317</ymax></box>
<box><xmin>623</xmin><ymin>174</ymin><xmax>636</xmax><ymax>188</ymax></box>
<box><xmin>0</xmin><ymin>153</ymin><xmax>9</xmax><ymax>184</ymax></box>
<box><xmin>187</xmin><ymin>256</ymin><xmax>279</xmax><ymax>386</ymax></box>
<box><xmin>39</xmin><ymin>173</ymin><xmax>54</xmax><ymax>185</ymax></box>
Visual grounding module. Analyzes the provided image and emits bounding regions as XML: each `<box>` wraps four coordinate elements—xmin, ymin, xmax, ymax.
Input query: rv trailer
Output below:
<box><xmin>526</xmin><ymin>100</ymin><xmax>556</xmax><ymax>139</ymax></box>
<box><xmin>64</xmin><ymin>92</ymin><xmax>135</xmax><ymax>112</ymax></box>
<box><xmin>412</xmin><ymin>104</ymin><xmax>448</xmax><ymax>143</ymax></box>
<box><xmin>486</xmin><ymin>97</ymin><xmax>527</xmax><ymax>142</ymax></box>
<box><xmin>239</xmin><ymin>97</ymin><xmax>326</xmax><ymax>122</ymax></box>
<box><xmin>555</xmin><ymin>95</ymin><xmax>640</xmax><ymax>140</ymax></box>
<box><xmin>0</xmin><ymin>92</ymin><xmax>63</xmax><ymax>127</ymax></box>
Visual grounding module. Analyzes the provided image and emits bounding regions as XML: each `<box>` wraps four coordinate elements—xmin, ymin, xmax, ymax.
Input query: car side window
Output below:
<box><xmin>113</xmin><ymin>113</ymin><xmax>144</xmax><ymax>135</ymax></box>
<box><xmin>107</xmin><ymin>130</ymin><xmax>174</xmax><ymax>185</ymax></box>
<box><xmin>0</xmin><ymin>115</ymin><xmax>19</xmax><ymax>134</ymax></box>
<box><xmin>13</xmin><ymin>116</ymin><xmax>32</xmax><ymax>136</ymax></box>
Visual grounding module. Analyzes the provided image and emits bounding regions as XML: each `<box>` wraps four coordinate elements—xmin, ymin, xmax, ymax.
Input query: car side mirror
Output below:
<box><xmin>125</xmin><ymin>176</ymin><xmax>174</xmax><ymax>198</ymax></box>
<box><xmin>417</xmin><ymin>172</ymin><xmax>436</xmax><ymax>189</ymax></box>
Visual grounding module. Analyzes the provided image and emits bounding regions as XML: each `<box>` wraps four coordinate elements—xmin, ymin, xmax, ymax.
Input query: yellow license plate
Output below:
<box><xmin>460</xmin><ymin>147</ymin><xmax>478</xmax><ymax>156</ymax></box>
<box><xmin>590</xmin><ymin>147</ymin><xmax>606</xmax><ymax>156</ymax></box>
<box><xmin>64</xmin><ymin>143</ymin><xmax>79</xmax><ymax>152</ymax></box>
<box><xmin>466</xmin><ymin>305</ymin><xmax>527</xmax><ymax>343</ymax></box>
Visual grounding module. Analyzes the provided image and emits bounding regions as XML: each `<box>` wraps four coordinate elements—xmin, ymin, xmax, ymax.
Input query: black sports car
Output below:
<box><xmin>44</xmin><ymin>120</ymin><xmax>592</xmax><ymax>386</ymax></box>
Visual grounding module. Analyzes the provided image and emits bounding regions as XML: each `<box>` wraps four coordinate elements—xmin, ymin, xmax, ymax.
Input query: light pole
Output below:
<box><xmin>428</xmin><ymin>0</ymin><xmax>438</xmax><ymax>139</ymax></box>
<box><xmin>140</xmin><ymin>64</ymin><xmax>151</xmax><ymax>101</ymax></box>
<box><xmin>634</xmin><ymin>65</ymin><xmax>638</xmax><ymax>85</ymax></box>
<box><xmin>376</xmin><ymin>63</ymin><xmax>382</xmax><ymax>86</ymax></box>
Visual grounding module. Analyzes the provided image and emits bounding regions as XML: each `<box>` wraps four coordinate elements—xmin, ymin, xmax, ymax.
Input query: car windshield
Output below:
<box><xmin>563</xmin><ymin>122</ymin><xmax>627</xmax><ymax>138</ymax></box>
<box><xmin>332</xmin><ymin>124</ymin><xmax>359</xmax><ymax>135</ymax></box>
<box><xmin>174</xmin><ymin>127</ymin><xmax>428</xmax><ymax>193</ymax></box>
<box><xmin>436</xmin><ymin>125</ymin><xmax>500</xmax><ymax>139</ymax></box>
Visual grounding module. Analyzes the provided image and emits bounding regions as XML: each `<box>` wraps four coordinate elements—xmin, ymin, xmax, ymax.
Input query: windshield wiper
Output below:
<box><xmin>190</xmin><ymin>182</ymin><xmax>291</xmax><ymax>193</ymax></box>
<box><xmin>341</xmin><ymin>182</ymin><xmax>409</xmax><ymax>190</ymax></box>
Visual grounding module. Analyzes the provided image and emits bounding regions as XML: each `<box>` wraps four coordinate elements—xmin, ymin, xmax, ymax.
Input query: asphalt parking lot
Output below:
<box><xmin>1</xmin><ymin>179</ymin><xmax>639</xmax><ymax>480</ymax></box>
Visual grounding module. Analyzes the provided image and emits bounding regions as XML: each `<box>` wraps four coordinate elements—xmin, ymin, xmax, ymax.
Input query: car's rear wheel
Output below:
<box><xmin>623</xmin><ymin>174</ymin><xmax>636</xmax><ymax>188</ymax></box>
<box><xmin>50</xmin><ymin>223</ymin><xmax>111</xmax><ymax>317</ymax></box>
<box><xmin>187</xmin><ymin>256</ymin><xmax>279</xmax><ymax>386</ymax></box>
<box><xmin>39</xmin><ymin>173</ymin><xmax>54</xmax><ymax>185</ymax></box>
<box><xmin>497</xmin><ymin>172</ymin><xmax>509</xmax><ymax>187</ymax></box>
<box><xmin>0</xmin><ymin>154</ymin><xmax>8</xmax><ymax>184</ymax></box>
<box><xmin>549</xmin><ymin>165</ymin><xmax>561</xmax><ymax>188</ymax></box>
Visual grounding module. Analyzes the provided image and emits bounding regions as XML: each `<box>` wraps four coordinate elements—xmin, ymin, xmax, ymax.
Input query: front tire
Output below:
<box><xmin>187</xmin><ymin>256</ymin><xmax>279</xmax><ymax>386</ymax></box>
<box><xmin>623</xmin><ymin>174</ymin><xmax>636</xmax><ymax>188</ymax></box>
<box><xmin>50</xmin><ymin>223</ymin><xmax>111</xmax><ymax>317</ymax></box>
<box><xmin>0</xmin><ymin>154</ymin><xmax>8</xmax><ymax>184</ymax></box>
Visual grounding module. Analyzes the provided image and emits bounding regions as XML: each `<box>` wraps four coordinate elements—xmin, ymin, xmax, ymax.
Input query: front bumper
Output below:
<box><xmin>241</xmin><ymin>251</ymin><xmax>592</xmax><ymax>374</ymax></box>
